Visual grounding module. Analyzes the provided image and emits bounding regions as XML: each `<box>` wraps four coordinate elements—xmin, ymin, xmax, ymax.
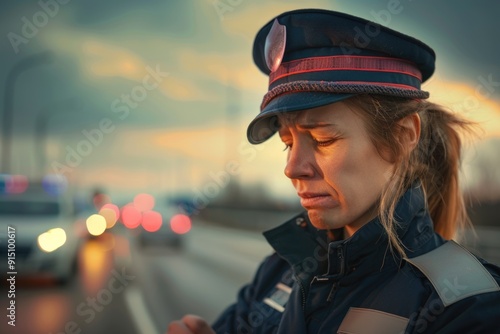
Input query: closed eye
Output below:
<box><xmin>314</xmin><ymin>138</ymin><xmax>338</xmax><ymax>147</ymax></box>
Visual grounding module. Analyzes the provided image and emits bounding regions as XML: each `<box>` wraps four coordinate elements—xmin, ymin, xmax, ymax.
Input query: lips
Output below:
<box><xmin>297</xmin><ymin>192</ymin><xmax>339</xmax><ymax>208</ymax></box>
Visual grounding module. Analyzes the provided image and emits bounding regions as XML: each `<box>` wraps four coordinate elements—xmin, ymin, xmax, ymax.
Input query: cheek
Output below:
<box><xmin>361</xmin><ymin>144</ymin><xmax>394</xmax><ymax>187</ymax></box>
<box><xmin>321</xmin><ymin>143</ymin><xmax>364</xmax><ymax>188</ymax></box>
<box><xmin>314</xmin><ymin>152</ymin><xmax>344</xmax><ymax>200</ymax></box>
<box><xmin>348</xmin><ymin>141</ymin><xmax>394</xmax><ymax>200</ymax></box>
<box><xmin>324</xmin><ymin>141</ymin><xmax>390</xmax><ymax>202</ymax></box>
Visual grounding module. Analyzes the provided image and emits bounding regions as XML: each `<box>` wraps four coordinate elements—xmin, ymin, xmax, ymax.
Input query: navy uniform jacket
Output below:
<box><xmin>212</xmin><ymin>185</ymin><xmax>500</xmax><ymax>333</ymax></box>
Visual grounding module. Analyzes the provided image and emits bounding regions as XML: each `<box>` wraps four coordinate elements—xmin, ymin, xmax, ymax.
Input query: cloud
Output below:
<box><xmin>42</xmin><ymin>25</ymin><xmax>230</xmax><ymax>102</ymax></box>
<box><xmin>152</xmin><ymin>125</ymin><xmax>230</xmax><ymax>163</ymax></box>
<box><xmin>424</xmin><ymin>74</ymin><xmax>500</xmax><ymax>139</ymax></box>
<box><xmin>41</xmin><ymin>26</ymin><xmax>150</xmax><ymax>83</ymax></box>
<box><xmin>215</xmin><ymin>0</ymin><xmax>333</xmax><ymax>37</ymax></box>
<box><xmin>174</xmin><ymin>48</ymin><xmax>266</xmax><ymax>92</ymax></box>
<box><xmin>4</xmin><ymin>0</ymin><xmax>499</xmax><ymax>201</ymax></box>
<box><xmin>158</xmin><ymin>73</ymin><xmax>216</xmax><ymax>101</ymax></box>
<box><xmin>82</xmin><ymin>39</ymin><xmax>146</xmax><ymax>81</ymax></box>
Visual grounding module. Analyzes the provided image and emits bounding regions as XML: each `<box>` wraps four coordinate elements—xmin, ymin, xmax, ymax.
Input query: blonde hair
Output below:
<box><xmin>345</xmin><ymin>95</ymin><xmax>475</xmax><ymax>257</ymax></box>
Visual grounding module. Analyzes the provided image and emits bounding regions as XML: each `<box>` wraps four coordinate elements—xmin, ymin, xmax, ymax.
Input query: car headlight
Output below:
<box><xmin>86</xmin><ymin>214</ymin><xmax>107</xmax><ymax>236</ymax></box>
<box><xmin>37</xmin><ymin>228</ymin><xmax>67</xmax><ymax>253</ymax></box>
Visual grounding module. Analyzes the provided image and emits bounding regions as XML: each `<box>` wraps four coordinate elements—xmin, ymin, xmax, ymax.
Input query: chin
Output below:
<box><xmin>306</xmin><ymin>208</ymin><xmax>346</xmax><ymax>231</ymax></box>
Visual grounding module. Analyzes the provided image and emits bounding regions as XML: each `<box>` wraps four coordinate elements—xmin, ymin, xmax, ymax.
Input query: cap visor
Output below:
<box><xmin>247</xmin><ymin>91</ymin><xmax>353</xmax><ymax>144</ymax></box>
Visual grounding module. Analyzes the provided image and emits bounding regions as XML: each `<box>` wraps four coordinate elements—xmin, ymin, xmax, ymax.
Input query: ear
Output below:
<box><xmin>397</xmin><ymin>113</ymin><xmax>421</xmax><ymax>152</ymax></box>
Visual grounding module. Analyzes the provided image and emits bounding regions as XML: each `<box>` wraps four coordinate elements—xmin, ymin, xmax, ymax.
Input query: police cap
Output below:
<box><xmin>247</xmin><ymin>8</ymin><xmax>436</xmax><ymax>144</ymax></box>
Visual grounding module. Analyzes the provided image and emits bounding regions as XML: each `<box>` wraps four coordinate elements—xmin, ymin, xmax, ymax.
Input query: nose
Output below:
<box><xmin>284</xmin><ymin>142</ymin><xmax>315</xmax><ymax>179</ymax></box>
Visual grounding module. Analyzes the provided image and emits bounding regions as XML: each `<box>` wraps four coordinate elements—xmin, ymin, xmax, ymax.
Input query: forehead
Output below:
<box><xmin>278</xmin><ymin>102</ymin><xmax>354</xmax><ymax>130</ymax></box>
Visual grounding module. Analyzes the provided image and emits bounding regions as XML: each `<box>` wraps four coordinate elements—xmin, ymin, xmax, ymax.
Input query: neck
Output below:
<box><xmin>343</xmin><ymin>201</ymin><xmax>380</xmax><ymax>238</ymax></box>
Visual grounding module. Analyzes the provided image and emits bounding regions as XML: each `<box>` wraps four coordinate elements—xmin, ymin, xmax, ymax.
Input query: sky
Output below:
<box><xmin>1</xmin><ymin>0</ymin><xmax>500</xmax><ymax>203</ymax></box>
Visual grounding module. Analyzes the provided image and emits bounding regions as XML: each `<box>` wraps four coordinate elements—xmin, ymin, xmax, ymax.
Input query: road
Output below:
<box><xmin>1</xmin><ymin>215</ymin><xmax>498</xmax><ymax>334</ymax></box>
<box><xmin>131</xmin><ymin>217</ymin><xmax>500</xmax><ymax>334</ymax></box>
<box><xmin>0</xmin><ymin>215</ymin><xmax>276</xmax><ymax>334</ymax></box>
<box><xmin>0</xmin><ymin>233</ymin><xmax>139</xmax><ymax>334</ymax></box>
<box><xmin>131</xmin><ymin>220</ymin><xmax>274</xmax><ymax>333</ymax></box>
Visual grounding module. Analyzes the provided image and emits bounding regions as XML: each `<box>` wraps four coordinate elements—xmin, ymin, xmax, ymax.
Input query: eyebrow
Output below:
<box><xmin>295</xmin><ymin>123</ymin><xmax>339</xmax><ymax>130</ymax></box>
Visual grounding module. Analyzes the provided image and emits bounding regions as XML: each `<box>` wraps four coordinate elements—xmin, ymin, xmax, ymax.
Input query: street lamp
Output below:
<box><xmin>35</xmin><ymin>97</ymin><xmax>81</xmax><ymax>177</ymax></box>
<box><xmin>1</xmin><ymin>51</ymin><xmax>54</xmax><ymax>173</ymax></box>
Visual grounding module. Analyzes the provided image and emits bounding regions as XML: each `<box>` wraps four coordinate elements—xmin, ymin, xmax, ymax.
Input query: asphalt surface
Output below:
<box><xmin>133</xmin><ymin>221</ymin><xmax>273</xmax><ymax>333</ymax></box>
<box><xmin>0</xmin><ymin>234</ymin><xmax>139</xmax><ymax>334</ymax></box>
<box><xmin>1</xmin><ymin>215</ymin><xmax>497</xmax><ymax>334</ymax></box>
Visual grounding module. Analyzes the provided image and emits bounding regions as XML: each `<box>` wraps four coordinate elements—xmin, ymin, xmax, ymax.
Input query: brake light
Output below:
<box><xmin>170</xmin><ymin>214</ymin><xmax>191</xmax><ymax>234</ymax></box>
<box><xmin>141</xmin><ymin>210</ymin><xmax>162</xmax><ymax>232</ymax></box>
<box><xmin>121</xmin><ymin>205</ymin><xmax>142</xmax><ymax>229</ymax></box>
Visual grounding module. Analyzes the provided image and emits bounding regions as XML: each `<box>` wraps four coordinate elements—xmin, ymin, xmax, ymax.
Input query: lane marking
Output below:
<box><xmin>124</xmin><ymin>284</ymin><xmax>159</xmax><ymax>334</ymax></box>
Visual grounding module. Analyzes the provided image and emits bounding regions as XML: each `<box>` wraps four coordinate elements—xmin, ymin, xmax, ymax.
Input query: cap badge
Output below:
<box><xmin>264</xmin><ymin>19</ymin><xmax>286</xmax><ymax>72</ymax></box>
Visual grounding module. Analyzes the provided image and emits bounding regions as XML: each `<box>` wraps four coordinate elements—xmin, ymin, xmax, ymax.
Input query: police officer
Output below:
<box><xmin>167</xmin><ymin>8</ymin><xmax>500</xmax><ymax>334</ymax></box>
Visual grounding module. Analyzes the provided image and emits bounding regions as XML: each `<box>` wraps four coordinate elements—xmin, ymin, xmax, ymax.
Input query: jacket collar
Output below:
<box><xmin>264</xmin><ymin>183</ymin><xmax>443</xmax><ymax>281</ymax></box>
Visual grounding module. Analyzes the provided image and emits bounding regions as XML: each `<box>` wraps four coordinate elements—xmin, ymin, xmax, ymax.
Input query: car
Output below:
<box><xmin>136</xmin><ymin>203</ymin><xmax>192</xmax><ymax>249</ymax></box>
<box><xmin>0</xmin><ymin>177</ymin><xmax>82</xmax><ymax>284</ymax></box>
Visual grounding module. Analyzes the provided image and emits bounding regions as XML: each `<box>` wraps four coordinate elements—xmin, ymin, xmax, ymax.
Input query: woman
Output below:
<box><xmin>168</xmin><ymin>9</ymin><xmax>500</xmax><ymax>334</ymax></box>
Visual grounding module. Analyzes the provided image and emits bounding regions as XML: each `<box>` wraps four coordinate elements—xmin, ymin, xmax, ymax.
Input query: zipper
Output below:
<box><xmin>338</xmin><ymin>246</ymin><xmax>345</xmax><ymax>275</ymax></box>
<box><xmin>327</xmin><ymin>246</ymin><xmax>345</xmax><ymax>303</ymax></box>
<box><xmin>294</xmin><ymin>274</ymin><xmax>307</xmax><ymax>310</ymax></box>
<box><xmin>326</xmin><ymin>282</ymin><xmax>337</xmax><ymax>302</ymax></box>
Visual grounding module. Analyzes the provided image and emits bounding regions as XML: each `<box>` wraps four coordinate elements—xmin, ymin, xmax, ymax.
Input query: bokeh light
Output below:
<box><xmin>37</xmin><ymin>228</ymin><xmax>67</xmax><ymax>253</ymax></box>
<box><xmin>99</xmin><ymin>207</ymin><xmax>118</xmax><ymax>229</ymax></box>
<box><xmin>79</xmin><ymin>239</ymin><xmax>114</xmax><ymax>296</ymax></box>
<box><xmin>170</xmin><ymin>214</ymin><xmax>192</xmax><ymax>234</ymax></box>
<box><xmin>86</xmin><ymin>214</ymin><xmax>107</xmax><ymax>236</ymax></box>
<box><xmin>141</xmin><ymin>210</ymin><xmax>163</xmax><ymax>232</ymax></box>
<box><xmin>42</xmin><ymin>174</ymin><xmax>68</xmax><ymax>196</ymax></box>
<box><xmin>0</xmin><ymin>174</ymin><xmax>30</xmax><ymax>194</ymax></box>
<box><xmin>30</xmin><ymin>294</ymin><xmax>71</xmax><ymax>334</ymax></box>
<box><xmin>133</xmin><ymin>193</ymin><xmax>155</xmax><ymax>211</ymax></box>
<box><xmin>121</xmin><ymin>204</ymin><xmax>142</xmax><ymax>229</ymax></box>
<box><xmin>0</xmin><ymin>174</ymin><xmax>8</xmax><ymax>194</ymax></box>
<box><xmin>101</xmin><ymin>203</ymin><xmax>120</xmax><ymax>221</ymax></box>
<box><xmin>7</xmin><ymin>174</ymin><xmax>29</xmax><ymax>194</ymax></box>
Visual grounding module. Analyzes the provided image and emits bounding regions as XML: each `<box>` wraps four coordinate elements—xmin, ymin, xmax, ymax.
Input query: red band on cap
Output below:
<box><xmin>269</xmin><ymin>55</ymin><xmax>422</xmax><ymax>85</ymax></box>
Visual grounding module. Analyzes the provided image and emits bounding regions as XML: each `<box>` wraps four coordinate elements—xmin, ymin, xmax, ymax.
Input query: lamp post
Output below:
<box><xmin>1</xmin><ymin>51</ymin><xmax>54</xmax><ymax>173</ymax></box>
<box><xmin>35</xmin><ymin>97</ymin><xmax>81</xmax><ymax>177</ymax></box>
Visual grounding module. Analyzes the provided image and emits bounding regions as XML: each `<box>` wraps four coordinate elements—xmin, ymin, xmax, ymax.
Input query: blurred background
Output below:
<box><xmin>0</xmin><ymin>0</ymin><xmax>499</xmax><ymax>333</ymax></box>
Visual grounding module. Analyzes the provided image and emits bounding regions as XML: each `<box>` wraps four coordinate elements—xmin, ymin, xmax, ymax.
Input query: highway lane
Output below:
<box><xmin>0</xmin><ymin>233</ymin><xmax>139</xmax><ymax>334</ymax></box>
<box><xmin>131</xmin><ymin>220</ymin><xmax>274</xmax><ymax>333</ymax></box>
<box><xmin>131</xmin><ymin>217</ymin><xmax>500</xmax><ymax>333</ymax></box>
<box><xmin>1</xmin><ymin>213</ymin><xmax>496</xmax><ymax>334</ymax></box>
<box><xmin>0</xmin><ymin>214</ymin><xmax>282</xmax><ymax>334</ymax></box>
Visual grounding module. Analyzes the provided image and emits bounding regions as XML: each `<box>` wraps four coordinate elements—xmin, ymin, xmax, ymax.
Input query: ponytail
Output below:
<box><xmin>417</xmin><ymin>106</ymin><xmax>472</xmax><ymax>240</ymax></box>
<box><xmin>345</xmin><ymin>95</ymin><xmax>475</xmax><ymax>257</ymax></box>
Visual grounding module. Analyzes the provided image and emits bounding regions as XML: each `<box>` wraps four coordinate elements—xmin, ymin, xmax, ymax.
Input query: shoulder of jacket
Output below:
<box><xmin>405</xmin><ymin>240</ymin><xmax>500</xmax><ymax>307</ymax></box>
